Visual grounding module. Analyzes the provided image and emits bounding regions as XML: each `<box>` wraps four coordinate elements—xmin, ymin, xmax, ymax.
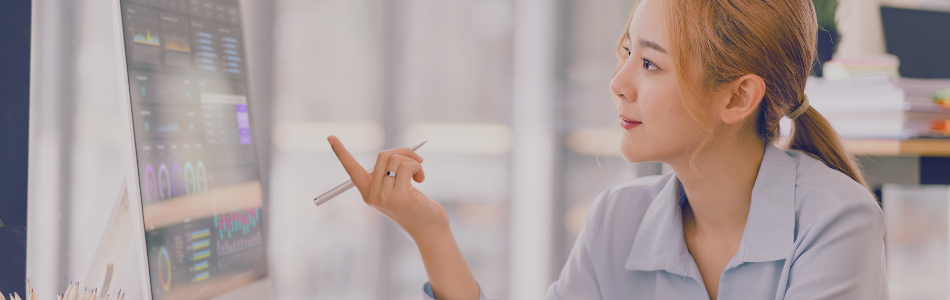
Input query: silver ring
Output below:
<box><xmin>385</xmin><ymin>171</ymin><xmax>397</xmax><ymax>178</ymax></box>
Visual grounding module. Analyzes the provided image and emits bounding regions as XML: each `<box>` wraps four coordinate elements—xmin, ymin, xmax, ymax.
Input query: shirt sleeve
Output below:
<box><xmin>544</xmin><ymin>189</ymin><xmax>609</xmax><ymax>300</ymax></box>
<box><xmin>421</xmin><ymin>282</ymin><xmax>496</xmax><ymax>300</ymax></box>
<box><xmin>783</xmin><ymin>199</ymin><xmax>888</xmax><ymax>299</ymax></box>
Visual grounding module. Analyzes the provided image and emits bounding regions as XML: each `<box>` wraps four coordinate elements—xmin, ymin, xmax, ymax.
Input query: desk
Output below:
<box><xmin>847</xmin><ymin>139</ymin><xmax>950</xmax><ymax>202</ymax></box>
<box><xmin>848</xmin><ymin>139</ymin><xmax>950</xmax><ymax>186</ymax></box>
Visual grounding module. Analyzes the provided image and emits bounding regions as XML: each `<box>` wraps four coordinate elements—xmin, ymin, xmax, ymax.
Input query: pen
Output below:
<box><xmin>314</xmin><ymin>140</ymin><xmax>427</xmax><ymax>206</ymax></box>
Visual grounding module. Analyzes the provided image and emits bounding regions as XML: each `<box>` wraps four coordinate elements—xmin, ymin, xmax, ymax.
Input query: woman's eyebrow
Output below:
<box><xmin>638</xmin><ymin>38</ymin><xmax>667</xmax><ymax>54</ymax></box>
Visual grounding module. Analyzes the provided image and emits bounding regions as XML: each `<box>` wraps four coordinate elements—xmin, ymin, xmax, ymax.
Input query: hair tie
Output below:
<box><xmin>787</xmin><ymin>95</ymin><xmax>809</xmax><ymax>119</ymax></box>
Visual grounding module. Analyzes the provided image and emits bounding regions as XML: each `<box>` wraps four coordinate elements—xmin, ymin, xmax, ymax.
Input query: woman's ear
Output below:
<box><xmin>719</xmin><ymin>74</ymin><xmax>765</xmax><ymax>125</ymax></box>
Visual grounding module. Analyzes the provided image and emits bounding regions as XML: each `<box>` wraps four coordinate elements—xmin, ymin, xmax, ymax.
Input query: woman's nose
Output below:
<box><xmin>610</xmin><ymin>60</ymin><xmax>637</xmax><ymax>103</ymax></box>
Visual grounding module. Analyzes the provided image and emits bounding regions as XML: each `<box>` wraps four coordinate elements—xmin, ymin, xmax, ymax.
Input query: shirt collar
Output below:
<box><xmin>625</xmin><ymin>143</ymin><xmax>797</xmax><ymax>275</ymax></box>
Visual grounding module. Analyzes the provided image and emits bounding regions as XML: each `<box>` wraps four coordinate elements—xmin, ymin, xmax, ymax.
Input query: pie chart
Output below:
<box><xmin>158</xmin><ymin>246</ymin><xmax>172</xmax><ymax>291</ymax></box>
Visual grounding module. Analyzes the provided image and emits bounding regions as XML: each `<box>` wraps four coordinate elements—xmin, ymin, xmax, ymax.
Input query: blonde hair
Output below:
<box><xmin>613</xmin><ymin>0</ymin><xmax>868</xmax><ymax>190</ymax></box>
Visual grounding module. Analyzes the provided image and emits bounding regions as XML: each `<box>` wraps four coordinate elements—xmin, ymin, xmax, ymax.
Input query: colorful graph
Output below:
<box><xmin>164</xmin><ymin>33</ymin><xmax>191</xmax><ymax>52</ymax></box>
<box><xmin>190</xmin><ymin>228</ymin><xmax>211</xmax><ymax>282</ymax></box>
<box><xmin>157</xmin><ymin>247</ymin><xmax>172</xmax><ymax>291</ymax></box>
<box><xmin>194</xmin><ymin>261</ymin><xmax>208</xmax><ymax>272</ymax></box>
<box><xmin>193</xmin><ymin>249</ymin><xmax>210</xmax><ymax>261</ymax></box>
<box><xmin>132</xmin><ymin>26</ymin><xmax>160</xmax><ymax>46</ymax></box>
<box><xmin>213</xmin><ymin>204</ymin><xmax>260</xmax><ymax>239</ymax></box>
<box><xmin>143</xmin><ymin>161</ymin><xmax>207</xmax><ymax>201</ymax></box>
<box><xmin>191</xmin><ymin>228</ymin><xmax>210</xmax><ymax>239</ymax></box>
<box><xmin>196</xmin><ymin>271</ymin><xmax>209</xmax><ymax>282</ymax></box>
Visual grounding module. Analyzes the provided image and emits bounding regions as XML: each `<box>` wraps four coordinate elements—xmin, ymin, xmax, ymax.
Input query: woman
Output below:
<box><xmin>327</xmin><ymin>0</ymin><xmax>887</xmax><ymax>298</ymax></box>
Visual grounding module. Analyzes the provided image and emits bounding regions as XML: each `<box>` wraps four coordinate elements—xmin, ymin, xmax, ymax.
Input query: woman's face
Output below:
<box><xmin>610</xmin><ymin>0</ymin><xmax>708</xmax><ymax>165</ymax></box>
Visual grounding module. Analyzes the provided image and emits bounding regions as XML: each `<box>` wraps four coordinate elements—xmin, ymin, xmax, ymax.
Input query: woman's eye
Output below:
<box><xmin>642</xmin><ymin>58</ymin><xmax>659</xmax><ymax>70</ymax></box>
<box><xmin>622</xmin><ymin>46</ymin><xmax>631</xmax><ymax>57</ymax></box>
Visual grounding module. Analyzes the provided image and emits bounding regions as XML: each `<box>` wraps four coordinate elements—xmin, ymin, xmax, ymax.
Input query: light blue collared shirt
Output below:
<box><xmin>424</xmin><ymin>144</ymin><xmax>887</xmax><ymax>300</ymax></box>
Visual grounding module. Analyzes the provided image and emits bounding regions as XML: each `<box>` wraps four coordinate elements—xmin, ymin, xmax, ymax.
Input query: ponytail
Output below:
<box><xmin>788</xmin><ymin>106</ymin><xmax>869</xmax><ymax>190</ymax></box>
<box><xmin>641</xmin><ymin>0</ymin><xmax>871</xmax><ymax>192</ymax></box>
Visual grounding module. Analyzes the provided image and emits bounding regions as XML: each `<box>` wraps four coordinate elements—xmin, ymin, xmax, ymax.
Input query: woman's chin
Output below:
<box><xmin>619</xmin><ymin>137</ymin><xmax>663</xmax><ymax>164</ymax></box>
<box><xmin>620</xmin><ymin>151</ymin><xmax>648</xmax><ymax>163</ymax></box>
<box><xmin>619</xmin><ymin>144</ymin><xmax>648</xmax><ymax>163</ymax></box>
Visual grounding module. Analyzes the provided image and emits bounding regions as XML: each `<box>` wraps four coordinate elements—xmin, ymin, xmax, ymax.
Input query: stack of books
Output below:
<box><xmin>804</xmin><ymin>75</ymin><xmax>950</xmax><ymax>139</ymax></box>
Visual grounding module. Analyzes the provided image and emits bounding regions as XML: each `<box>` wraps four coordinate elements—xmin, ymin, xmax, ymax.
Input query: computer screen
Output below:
<box><xmin>117</xmin><ymin>0</ymin><xmax>268</xmax><ymax>298</ymax></box>
<box><xmin>881</xmin><ymin>6</ymin><xmax>950</xmax><ymax>79</ymax></box>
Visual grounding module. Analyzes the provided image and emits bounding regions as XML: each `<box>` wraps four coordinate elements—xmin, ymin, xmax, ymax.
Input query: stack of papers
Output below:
<box><xmin>803</xmin><ymin>75</ymin><xmax>950</xmax><ymax>139</ymax></box>
<box><xmin>822</xmin><ymin>54</ymin><xmax>900</xmax><ymax>81</ymax></box>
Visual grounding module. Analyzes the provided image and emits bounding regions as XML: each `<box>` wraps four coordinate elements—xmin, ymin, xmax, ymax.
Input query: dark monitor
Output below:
<box><xmin>114</xmin><ymin>0</ymin><xmax>270</xmax><ymax>298</ymax></box>
<box><xmin>881</xmin><ymin>6</ymin><xmax>950</xmax><ymax>79</ymax></box>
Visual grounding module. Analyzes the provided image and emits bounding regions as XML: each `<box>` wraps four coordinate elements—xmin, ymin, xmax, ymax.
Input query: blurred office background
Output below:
<box><xmin>25</xmin><ymin>0</ymin><xmax>950</xmax><ymax>299</ymax></box>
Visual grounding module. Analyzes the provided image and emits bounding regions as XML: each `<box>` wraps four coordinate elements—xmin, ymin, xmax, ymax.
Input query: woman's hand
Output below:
<box><xmin>328</xmin><ymin>135</ymin><xmax>480</xmax><ymax>300</ymax></box>
<box><xmin>327</xmin><ymin>135</ymin><xmax>448</xmax><ymax>239</ymax></box>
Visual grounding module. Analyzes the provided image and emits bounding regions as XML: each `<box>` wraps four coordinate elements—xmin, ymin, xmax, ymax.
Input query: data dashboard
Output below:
<box><xmin>118</xmin><ymin>0</ymin><xmax>267</xmax><ymax>298</ymax></box>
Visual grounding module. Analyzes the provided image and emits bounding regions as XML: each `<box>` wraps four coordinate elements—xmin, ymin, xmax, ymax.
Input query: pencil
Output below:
<box><xmin>314</xmin><ymin>140</ymin><xmax>427</xmax><ymax>206</ymax></box>
<box><xmin>65</xmin><ymin>282</ymin><xmax>74</xmax><ymax>300</ymax></box>
<box><xmin>70</xmin><ymin>285</ymin><xmax>79</xmax><ymax>300</ymax></box>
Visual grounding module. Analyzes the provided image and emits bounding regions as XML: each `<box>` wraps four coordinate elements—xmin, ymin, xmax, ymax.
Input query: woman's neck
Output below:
<box><xmin>671</xmin><ymin>138</ymin><xmax>765</xmax><ymax>239</ymax></box>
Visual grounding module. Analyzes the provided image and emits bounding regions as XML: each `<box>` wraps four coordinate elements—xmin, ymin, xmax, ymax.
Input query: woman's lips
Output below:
<box><xmin>620</xmin><ymin>117</ymin><xmax>641</xmax><ymax>130</ymax></box>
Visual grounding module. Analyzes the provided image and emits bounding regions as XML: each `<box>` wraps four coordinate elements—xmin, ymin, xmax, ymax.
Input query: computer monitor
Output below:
<box><xmin>881</xmin><ymin>6</ymin><xmax>950</xmax><ymax>79</ymax></box>
<box><xmin>110</xmin><ymin>0</ymin><xmax>270</xmax><ymax>299</ymax></box>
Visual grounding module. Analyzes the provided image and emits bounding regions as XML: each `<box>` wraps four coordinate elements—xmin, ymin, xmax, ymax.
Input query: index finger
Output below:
<box><xmin>328</xmin><ymin>135</ymin><xmax>372</xmax><ymax>191</ymax></box>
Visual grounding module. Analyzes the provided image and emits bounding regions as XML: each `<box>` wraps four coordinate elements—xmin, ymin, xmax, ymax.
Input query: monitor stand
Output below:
<box><xmin>83</xmin><ymin>179</ymin><xmax>132</xmax><ymax>299</ymax></box>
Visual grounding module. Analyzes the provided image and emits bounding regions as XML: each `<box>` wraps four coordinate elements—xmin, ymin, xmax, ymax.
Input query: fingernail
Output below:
<box><xmin>327</xmin><ymin>136</ymin><xmax>335</xmax><ymax>146</ymax></box>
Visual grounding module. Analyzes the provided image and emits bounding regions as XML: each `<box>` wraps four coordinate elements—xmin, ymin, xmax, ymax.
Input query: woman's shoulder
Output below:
<box><xmin>781</xmin><ymin>149</ymin><xmax>884</xmax><ymax>239</ymax></box>
<box><xmin>784</xmin><ymin>149</ymin><xmax>872</xmax><ymax>201</ymax></box>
